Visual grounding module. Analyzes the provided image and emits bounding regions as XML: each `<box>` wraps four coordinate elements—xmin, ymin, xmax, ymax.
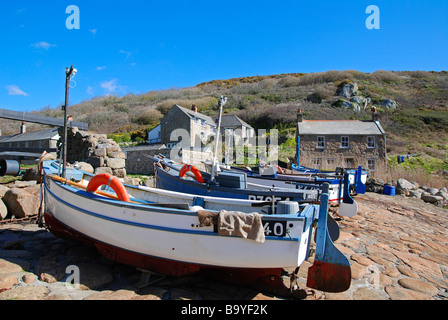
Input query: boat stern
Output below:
<box><xmin>306</xmin><ymin>183</ymin><xmax>352</xmax><ymax>293</ymax></box>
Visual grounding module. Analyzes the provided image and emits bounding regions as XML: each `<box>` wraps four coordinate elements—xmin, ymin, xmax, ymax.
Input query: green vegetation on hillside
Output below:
<box><xmin>1</xmin><ymin>70</ymin><xmax>447</xmax><ymax>184</ymax></box>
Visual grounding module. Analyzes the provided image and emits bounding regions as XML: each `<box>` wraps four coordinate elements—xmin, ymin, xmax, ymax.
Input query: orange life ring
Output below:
<box><xmin>86</xmin><ymin>173</ymin><xmax>131</xmax><ymax>202</ymax></box>
<box><xmin>179</xmin><ymin>164</ymin><xmax>205</xmax><ymax>183</ymax></box>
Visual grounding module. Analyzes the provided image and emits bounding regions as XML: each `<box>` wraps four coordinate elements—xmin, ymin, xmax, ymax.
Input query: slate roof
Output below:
<box><xmin>212</xmin><ymin>115</ymin><xmax>253</xmax><ymax>129</ymax></box>
<box><xmin>0</xmin><ymin>128</ymin><xmax>60</xmax><ymax>143</ymax></box>
<box><xmin>174</xmin><ymin>105</ymin><xmax>216</xmax><ymax>127</ymax></box>
<box><xmin>298</xmin><ymin>120</ymin><xmax>385</xmax><ymax>135</ymax></box>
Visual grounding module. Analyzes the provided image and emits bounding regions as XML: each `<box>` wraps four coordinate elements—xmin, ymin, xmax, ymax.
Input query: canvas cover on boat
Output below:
<box><xmin>197</xmin><ymin>210</ymin><xmax>265</xmax><ymax>243</ymax></box>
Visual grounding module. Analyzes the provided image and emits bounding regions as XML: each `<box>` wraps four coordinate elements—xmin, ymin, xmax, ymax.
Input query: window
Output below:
<box><xmin>367</xmin><ymin>159</ymin><xmax>376</xmax><ymax>171</ymax></box>
<box><xmin>317</xmin><ymin>136</ymin><xmax>326</xmax><ymax>148</ymax></box>
<box><xmin>327</xmin><ymin>158</ymin><xmax>336</xmax><ymax>166</ymax></box>
<box><xmin>341</xmin><ymin>136</ymin><xmax>349</xmax><ymax>148</ymax></box>
<box><xmin>201</xmin><ymin>119</ymin><xmax>206</xmax><ymax>126</ymax></box>
<box><xmin>345</xmin><ymin>158</ymin><xmax>355</xmax><ymax>168</ymax></box>
<box><xmin>367</xmin><ymin>136</ymin><xmax>375</xmax><ymax>148</ymax></box>
<box><xmin>312</xmin><ymin>158</ymin><xmax>321</xmax><ymax>166</ymax></box>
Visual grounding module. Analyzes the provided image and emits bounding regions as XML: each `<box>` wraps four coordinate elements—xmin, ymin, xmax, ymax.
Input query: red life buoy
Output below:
<box><xmin>86</xmin><ymin>173</ymin><xmax>131</xmax><ymax>202</ymax></box>
<box><xmin>179</xmin><ymin>164</ymin><xmax>205</xmax><ymax>183</ymax></box>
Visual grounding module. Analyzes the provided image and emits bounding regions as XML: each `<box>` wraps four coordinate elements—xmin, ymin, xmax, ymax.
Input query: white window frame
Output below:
<box><xmin>317</xmin><ymin>136</ymin><xmax>326</xmax><ymax>148</ymax></box>
<box><xmin>341</xmin><ymin>136</ymin><xmax>349</xmax><ymax>148</ymax></box>
<box><xmin>367</xmin><ymin>136</ymin><xmax>375</xmax><ymax>148</ymax></box>
<box><xmin>312</xmin><ymin>158</ymin><xmax>321</xmax><ymax>166</ymax></box>
<box><xmin>367</xmin><ymin>159</ymin><xmax>376</xmax><ymax>171</ymax></box>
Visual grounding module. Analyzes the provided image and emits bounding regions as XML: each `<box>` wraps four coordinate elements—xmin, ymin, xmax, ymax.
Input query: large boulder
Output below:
<box><xmin>0</xmin><ymin>200</ymin><xmax>8</xmax><ymax>220</ymax></box>
<box><xmin>341</xmin><ymin>100</ymin><xmax>361</xmax><ymax>112</ymax></box>
<box><xmin>337</xmin><ymin>82</ymin><xmax>359</xmax><ymax>98</ymax></box>
<box><xmin>22</xmin><ymin>167</ymin><xmax>41</xmax><ymax>182</ymax></box>
<box><xmin>105</xmin><ymin>158</ymin><xmax>125</xmax><ymax>170</ymax></box>
<box><xmin>76</xmin><ymin>162</ymin><xmax>94</xmax><ymax>174</ymax></box>
<box><xmin>3</xmin><ymin>188</ymin><xmax>40</xmax><ymax>218</ymax></box>
<box><xmin>396</xmin><ymin>178</ymin><xmax>418</xmax><ymax>195</ymax></box>
<box><xmin>381</xmin><ymin>99</ymin><xmax>399</xmax><ymax>110</ymax></box>
<box><xmin>435</xmin><ymin>190</ymin><xmax>448</xmax><ymax>200</ymax></box>
<box><xmin>0</xmin><ymin>185</ymin><xmax>9</xmax><ymax>198</ymax></box>
<box><xmin>421</xmin><ymin>194</ymin><xmax>444</xmax><ymax>203</ymax></box>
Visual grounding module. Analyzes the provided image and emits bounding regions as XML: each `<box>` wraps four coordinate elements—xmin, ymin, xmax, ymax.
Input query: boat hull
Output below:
<box><xmin>43</xmin><ymin>171</ymin><xmax>314</xmax><ymax>270</ymax></box>
<box><xmin>155</xmin><ymin>165</ymin><xmax>318</xmax><ymax>202</ymax></box>
<box><xmin>245</xmin><ymin>174</ymin><xmax>343</xmax><ymax>203</ymax></box>
<box><xmin>44</xmin><ymin>210</ymin><xmax>298</xmax><ymax>295</ymax></box>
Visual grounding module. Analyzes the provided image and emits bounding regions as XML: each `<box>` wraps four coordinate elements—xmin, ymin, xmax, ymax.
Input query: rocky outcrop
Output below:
<box><xmin>337</xmin><ymin>82</ymin><xmax>359</xmax><ymax>98</ymax></box>
<box><xmin>336</xmin><ymin>82</ymin><xmax>372</xmax><ymax>112</ymax></box>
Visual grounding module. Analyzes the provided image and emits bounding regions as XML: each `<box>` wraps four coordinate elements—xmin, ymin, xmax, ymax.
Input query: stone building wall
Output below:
<box><xmin>160</xmin><ymin>106</ymin><xmax>216</xmax><ymax>149</ymax></box>
<box><xmin>299</xmin><ymin>134</ymin><xmax>385</xmax><ymax>170</ymax></box>
<box><xmin>160</xmin><ymin>108</ymin><xmax>190</xmax><ymax>147</ymax></box>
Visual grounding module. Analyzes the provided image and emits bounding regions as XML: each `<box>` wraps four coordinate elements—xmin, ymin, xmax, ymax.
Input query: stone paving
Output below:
<box><xmin>0</xmin><ymin>192</ymin><xmax>447</xmax><ymax>300</ymax></box>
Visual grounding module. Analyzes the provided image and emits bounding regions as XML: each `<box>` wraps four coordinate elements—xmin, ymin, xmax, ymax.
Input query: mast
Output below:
<box><xmin>211</xmin><ymin>96</ymin><xmax>227</xmax><ymax>182</ymax></box>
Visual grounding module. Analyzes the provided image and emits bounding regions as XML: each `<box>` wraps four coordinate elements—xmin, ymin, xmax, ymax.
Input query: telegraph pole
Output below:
<box><xmin>62</xmin><ymin>65</ymin><xmax>77</xmax><ymax>179</ymax></box>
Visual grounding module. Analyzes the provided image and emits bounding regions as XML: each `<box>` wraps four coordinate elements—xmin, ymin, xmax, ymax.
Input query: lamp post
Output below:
<box><xmin>62</xmin><ymin>65</ymin><xmax>77</xmax><ymax>179</ymax></box>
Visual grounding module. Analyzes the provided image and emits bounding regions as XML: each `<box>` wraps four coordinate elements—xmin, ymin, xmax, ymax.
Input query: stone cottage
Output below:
<box><xmin>296</xmin><ymin>109</ymin><xmax>386</xmax><ymax>171</ymax></box>
<box><xmin>160</xmin><ymin>104</ymin><xmax>217</xmax><ymax>149</ymax></box>
<box><xmin>212</xmin><ymin>114</ymin><xmax>255</xmax><ymax>146</ymax></box>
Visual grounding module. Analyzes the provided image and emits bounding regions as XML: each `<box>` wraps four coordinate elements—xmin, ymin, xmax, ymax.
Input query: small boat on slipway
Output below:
<box><xmin>40</xmin><ymin>160</ymin><xmax>353</xmax><ymax>295</ymax></box>
<box><xmin>152</xmin><ymin>156</ymin><xmax>359</xmax><ymax>218</ymax></box>
<box><xmin>289</xmin><ymin>163</ymin><xmax>368</xmax><ymax>194</ymax></box>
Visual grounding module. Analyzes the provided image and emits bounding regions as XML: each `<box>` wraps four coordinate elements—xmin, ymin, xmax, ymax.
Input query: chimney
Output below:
<box><xmin>192</xmin><ymin>104</ymin><xmax>198</xmax><ymax>113</ymax></box>
<box><xmin>20</xmin><ymin>121</ymin><xmax>26</xmax><ymax>134</ymax></box>
<box><xmin>371</xmin><ymin>106</ymin><xmax>378</xmax><ymax>121</ymax></box>
<box><xmin>297</xmin><ymin>108</ymin><xmax>303</xmax><ymax>123</ymax></box>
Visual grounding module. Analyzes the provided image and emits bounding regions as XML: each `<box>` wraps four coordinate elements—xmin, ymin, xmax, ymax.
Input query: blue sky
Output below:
<box><xmin>0</xmin><ymin>0</ymin><xmax>447</xmax><ymax>112</ymax></box>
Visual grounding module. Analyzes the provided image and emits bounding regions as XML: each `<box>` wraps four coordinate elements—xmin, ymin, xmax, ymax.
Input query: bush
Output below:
<box><xmin>134</xmin><ymin>108</ymin><xmax>163</xmax><ymax>125</ymax></box>
<box><xmin>371</xmin><ymin>70</ymin><xmax>402</xmax><ymax>83</ymax></box>
<box><xmin>307</xmin><ymin>86</ymin><xmax>335</xmax><ymax>103</ymax></box>
<box><xmin>155</xmin><ymin>96</ymin><xmax>218</xmax><ymax>115</ymax></box>
<box><xmin>130</xmin><ymin>128</ymin><xmax>148</xmax><ymax>142</ymax></box>
<box><xmin>108</xmin><ymin>133</ymin><xmax>131</xmax><ymax>143</ymax></box>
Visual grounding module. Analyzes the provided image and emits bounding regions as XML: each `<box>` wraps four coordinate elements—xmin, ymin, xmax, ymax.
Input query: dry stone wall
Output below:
<box><xmin>58</xmin><ymin>127</ymin><xmax>127</xmax><ymax>178</ymax></box>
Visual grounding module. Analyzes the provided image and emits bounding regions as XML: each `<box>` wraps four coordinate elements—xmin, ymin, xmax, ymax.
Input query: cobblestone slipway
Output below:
<box><xmin>0</xmin><ymin>192</ymin><xmax>447</xmax><ymax>301</ymax></box>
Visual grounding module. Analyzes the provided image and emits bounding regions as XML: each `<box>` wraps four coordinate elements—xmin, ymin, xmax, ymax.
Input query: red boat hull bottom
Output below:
<box><xmin>306</xmin><ymin>261</ymin><xmax>351</xmax><ymax>293</ymax></box>
<box><xmin>44</xmin><ymin>212</ymin><xmax>304</xmax><ymax>298</ymax></box>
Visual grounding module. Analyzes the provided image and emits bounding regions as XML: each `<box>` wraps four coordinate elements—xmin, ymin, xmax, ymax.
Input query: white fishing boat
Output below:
<box><xmin>40</xmin><ymin>160</ymin><xmax>352</xmax><ymax>294</ymax></box>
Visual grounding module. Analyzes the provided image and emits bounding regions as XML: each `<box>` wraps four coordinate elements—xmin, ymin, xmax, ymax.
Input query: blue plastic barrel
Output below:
<box><xmin>383</xmin><ymin>185</ymin><xmax>395</xmax><ymax>196</ymax></box>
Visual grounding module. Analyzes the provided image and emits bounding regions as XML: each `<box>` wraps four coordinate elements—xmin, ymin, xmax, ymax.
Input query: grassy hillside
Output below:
<box><xmin>1</xmin><ymin>70</ymin><xmax>447</xmax><ymax>185</ymax></box>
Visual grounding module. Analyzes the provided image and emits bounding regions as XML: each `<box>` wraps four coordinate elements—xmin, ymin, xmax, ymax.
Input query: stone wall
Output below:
<box><xmin>124</xmin><ymin>146</ymin><xmax>212</xmax><ymax>175</ymax></box>
<box><xmin>124</xmin><ymin>147</ymin><xmax>171</xmax><ymax>175</ymax></box>
<box><xmin>58</xmin><ymin>127</ymin><xmax>127</xmax><ymax>178</ymax></box>
<box><xmin>59</xmin><ymin>126</ymin><xmax>213</xmax><ymax>177</ymax></box>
